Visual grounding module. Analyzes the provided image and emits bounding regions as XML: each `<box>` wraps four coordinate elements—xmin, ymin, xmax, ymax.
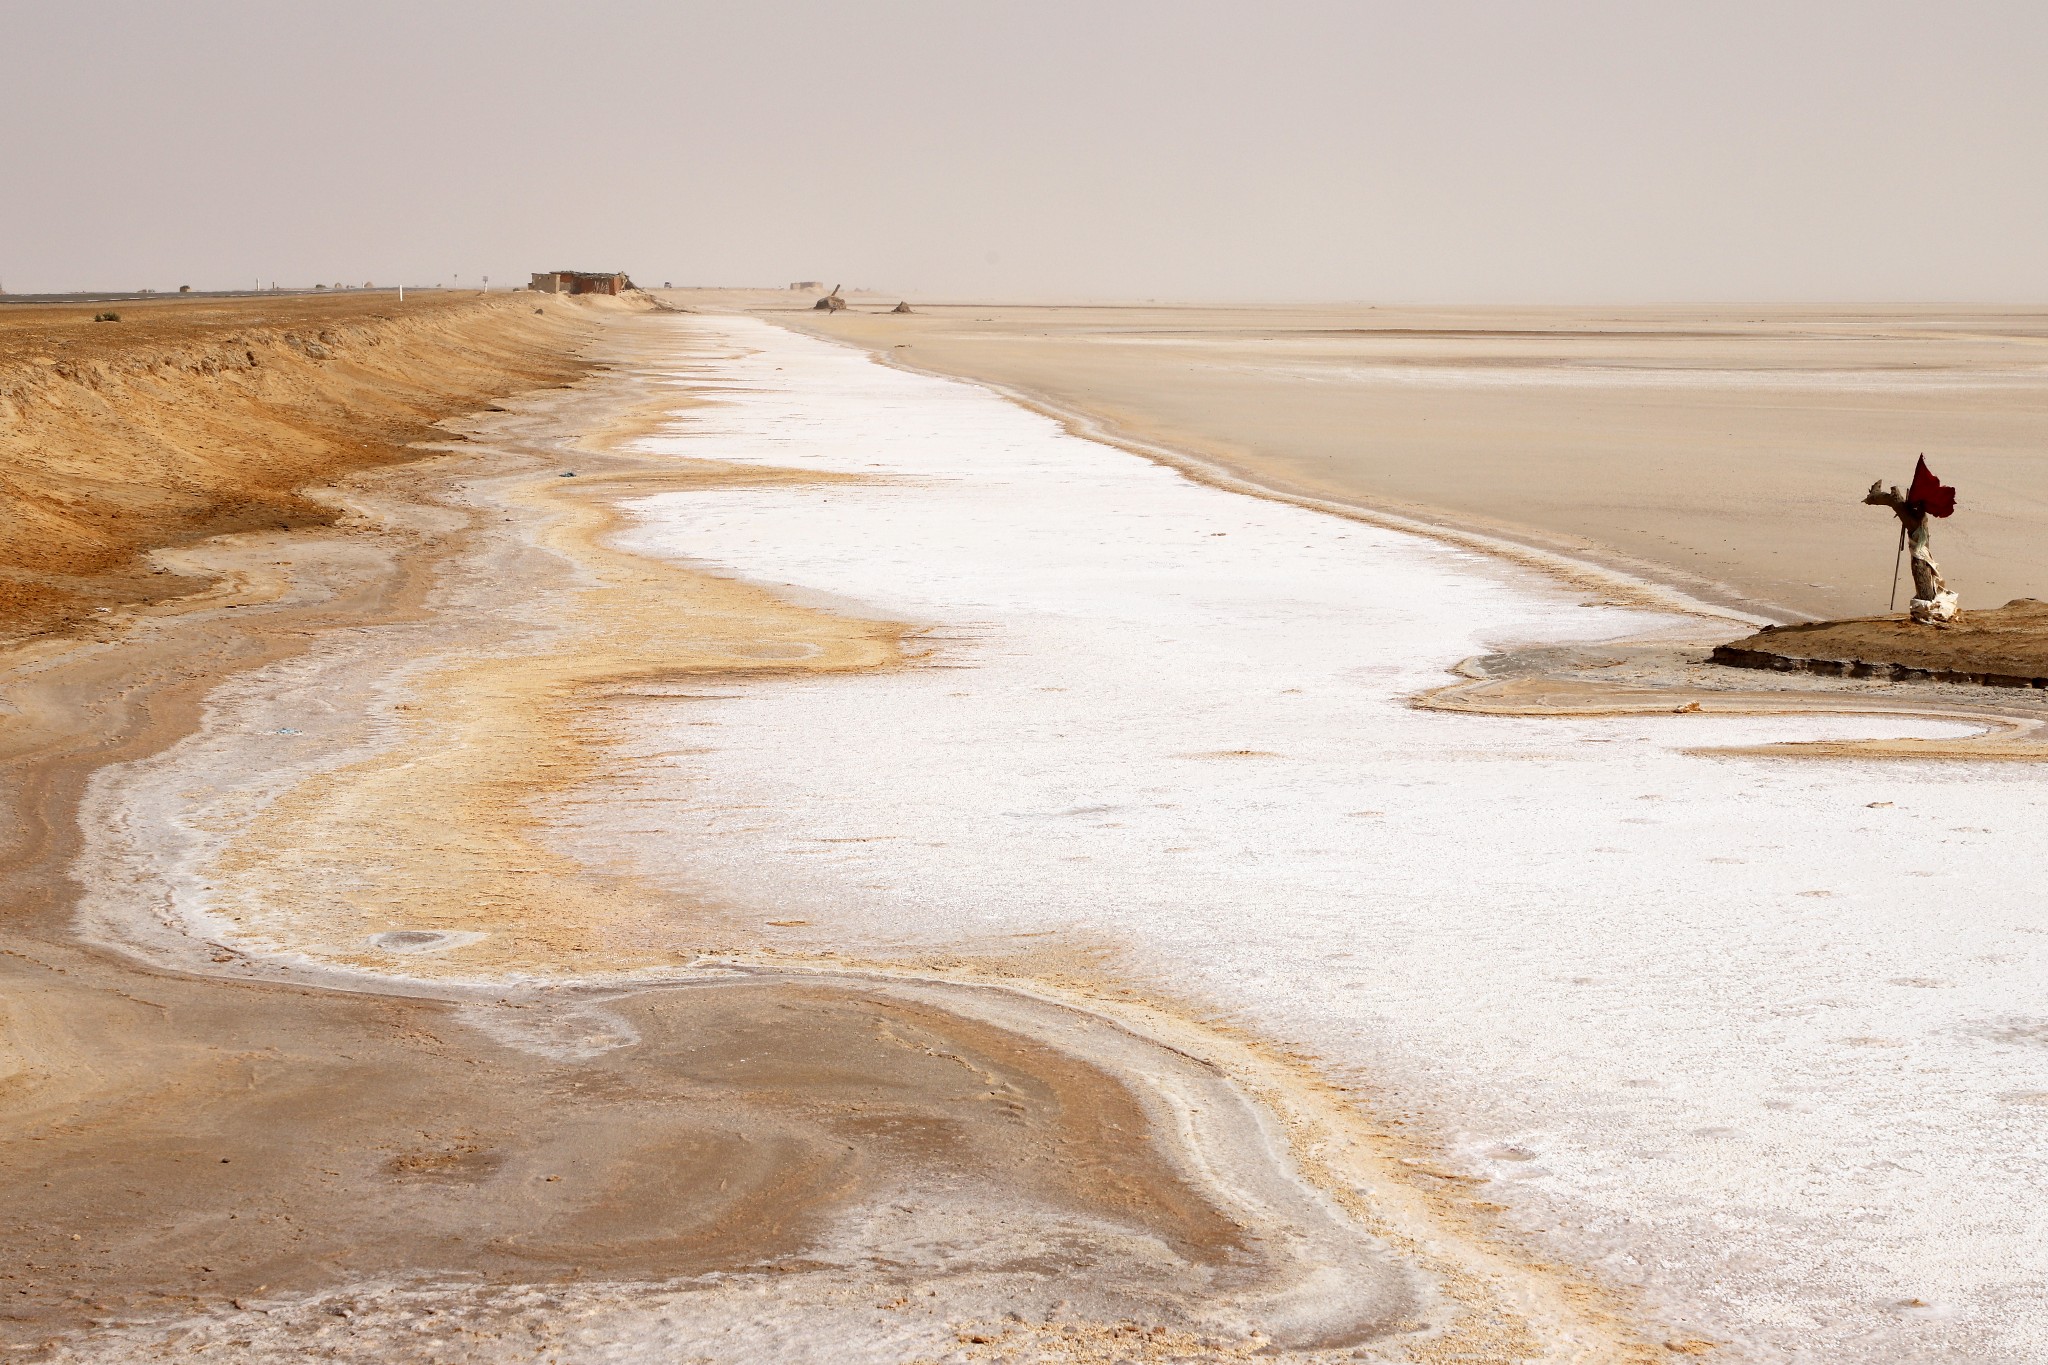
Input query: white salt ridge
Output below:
<box><xmin>590</xmin><ymin>318</ymin><xmax>2048</xmax><ymax>1362</ymax></box>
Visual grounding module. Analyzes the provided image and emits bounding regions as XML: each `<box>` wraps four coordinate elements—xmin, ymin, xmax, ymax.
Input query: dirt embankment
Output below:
<box><xmin>1714</xmin><ymin>599</ymin><xmax>2048</xmax><ymax>687</ymax></box>
<box><xmin>0</xmin><ymin>292</ymin><xmax>613</xmax><ymax>640</ymax></box>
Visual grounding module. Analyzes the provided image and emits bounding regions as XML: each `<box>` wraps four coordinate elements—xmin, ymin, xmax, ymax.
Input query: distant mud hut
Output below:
<box><xmin>529</xmin><ymin>271</ymin><xmax>633</xmax><ymax>297</ymax></box>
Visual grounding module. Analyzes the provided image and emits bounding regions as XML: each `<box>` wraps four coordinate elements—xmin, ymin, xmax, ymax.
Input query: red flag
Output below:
<box><xmin>1907</xmin><ymin>455</ymin><xmax>1956</xmax><ymax>518</ymax></box>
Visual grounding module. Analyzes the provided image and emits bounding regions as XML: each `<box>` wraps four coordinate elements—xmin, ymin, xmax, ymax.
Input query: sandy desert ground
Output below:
<box><xmin>4</xmin><ymin>292</ymin><xmax>2047</xmax><ymax>1363</ymax></box>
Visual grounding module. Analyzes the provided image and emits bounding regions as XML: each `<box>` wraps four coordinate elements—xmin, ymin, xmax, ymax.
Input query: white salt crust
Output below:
<box><xmin>579</xmin><ymin>317</ymin><xmax>2048</xmax><ymax>1363</ymax></box>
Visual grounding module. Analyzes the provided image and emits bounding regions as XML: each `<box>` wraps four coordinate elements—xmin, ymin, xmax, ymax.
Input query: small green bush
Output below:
<box><xmin>93</xmin><ymin>311</ymin><xmax>120</xmax><ymax>322</ymax></box>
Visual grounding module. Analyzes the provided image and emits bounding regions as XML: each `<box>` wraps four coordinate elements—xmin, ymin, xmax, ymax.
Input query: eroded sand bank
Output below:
<box><xmin>6</xmin><ymin>313</ymin><xmax>1662</xmax><ymax>1361</ymax></box>
<box><xmin>0</xmin><ymin>290</ymin><xmax>601</xmax><ymax>639</ymax></box>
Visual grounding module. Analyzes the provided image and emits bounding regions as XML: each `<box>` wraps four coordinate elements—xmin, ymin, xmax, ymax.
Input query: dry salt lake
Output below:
<box><xmin>72</xmin><ymin>313</ymin><xmax>2048</xmax><ymax>1362</ymax></box>
<box><xmin>595</xmin><ymin>318</ymin><xmax>2048</xmax><ymax>1362</ymax></box>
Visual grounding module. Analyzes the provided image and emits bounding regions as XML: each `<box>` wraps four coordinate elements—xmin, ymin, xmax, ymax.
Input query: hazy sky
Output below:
<box><xmin>6</xmin><ymin>0</ymin><xmax>2047</xmax><ymax>301</ymax></box>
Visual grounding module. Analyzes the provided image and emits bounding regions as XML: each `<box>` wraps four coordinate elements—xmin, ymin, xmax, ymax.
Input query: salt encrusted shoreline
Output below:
<box><xmin>20</xmin><ymin>310</ymin><xmax>1663</xmax><ymax>1362</ymax></box>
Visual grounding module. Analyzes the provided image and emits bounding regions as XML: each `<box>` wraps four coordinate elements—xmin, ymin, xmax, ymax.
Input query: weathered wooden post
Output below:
<box><xmin>1863</xmin><ymin>456</ymin><xmax>1959</xmax><ymax>623</ymax></box>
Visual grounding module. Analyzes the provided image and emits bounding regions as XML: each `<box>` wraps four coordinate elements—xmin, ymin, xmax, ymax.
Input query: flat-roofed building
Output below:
<box><xmin>530</xmin><ymin>271</ymin><xmax>632</xmax><ymax>296</ymax></box>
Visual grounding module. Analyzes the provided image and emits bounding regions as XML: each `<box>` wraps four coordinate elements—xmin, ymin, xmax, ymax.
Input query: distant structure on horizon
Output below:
<box><xmin>530</xmin><ymin>271</ymin><xmax>632</xmax><ymax>296</ymax></box>
<box><xmin>790</xmin><ymin>280</ymin><xmax>823</xmax><ymax>291</ymax></box>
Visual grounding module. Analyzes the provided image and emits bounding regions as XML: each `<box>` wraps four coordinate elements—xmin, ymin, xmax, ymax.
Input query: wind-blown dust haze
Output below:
<box><xmin>4</xmin><ymin>0</ymin><xmax>2047</xmax><ymax>300</ymax></box>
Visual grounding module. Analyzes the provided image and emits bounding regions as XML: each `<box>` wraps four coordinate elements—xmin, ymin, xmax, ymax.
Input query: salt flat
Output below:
<box><xmin>50</xmin><ymin>313</ymin><xmax>1484</xmax><ymax>1363</ymax></box>
<box><xmin>595</xmin><ymin>317</ymin><xmax>2048</xmax><ymax>1362</ymax></box>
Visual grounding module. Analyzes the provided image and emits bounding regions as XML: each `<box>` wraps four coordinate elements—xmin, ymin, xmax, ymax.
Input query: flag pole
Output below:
<box><xmin>1889</xmin><ymin>521</ymin><xmax>1905</xmax><ymax>612</ymax></box>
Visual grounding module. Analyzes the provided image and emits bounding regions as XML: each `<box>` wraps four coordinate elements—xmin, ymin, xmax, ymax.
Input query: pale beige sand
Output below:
<box><xmin>780</xmin><ymin>301</ymin><xmax>2048</xmax><ymax>622</ymax></box>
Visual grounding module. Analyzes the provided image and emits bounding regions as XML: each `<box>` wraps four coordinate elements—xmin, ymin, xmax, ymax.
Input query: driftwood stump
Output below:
<box><xmin>1864</xmin><ymin>480</ymin><xmax>1958</xmax><ymax>623</ymax></box>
